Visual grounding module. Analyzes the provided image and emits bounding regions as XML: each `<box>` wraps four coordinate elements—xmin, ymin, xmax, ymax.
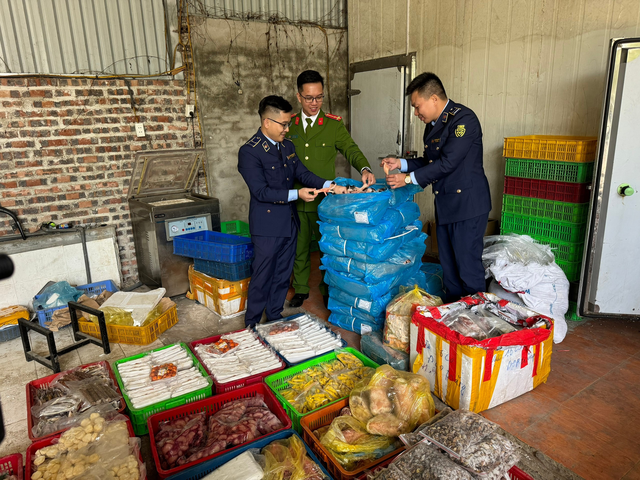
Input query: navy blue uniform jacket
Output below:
<box><xmin>406</xmin><ymin>101</ymin><xmax>491</xmax><ymax>225</ymax></box>
<box><xmin>238</xmin><ymin>128</ymin><xmax>326</xmax><ymax>237</ymax></box>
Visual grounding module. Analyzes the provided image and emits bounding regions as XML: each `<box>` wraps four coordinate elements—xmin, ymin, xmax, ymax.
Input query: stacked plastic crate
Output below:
<box><xmin>500</xmin><ymin>135</ymin><xmax>597</xmax><ymax>282</ymax></box>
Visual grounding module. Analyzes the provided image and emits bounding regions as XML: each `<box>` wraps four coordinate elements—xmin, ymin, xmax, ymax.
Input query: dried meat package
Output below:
<box><xmin>380</xmin><ymin>441</ymin><xmax>474</xmax><ymax>480</ymax></box>
<box><xmin>422</xmin><ymin>409</ymin><xmax>498</xmax><ymax>456</ymax></box>
<box><xmin>384</xmin><ymin>287</ymin><xmax>442</xmax><ymax>353</ymax></box>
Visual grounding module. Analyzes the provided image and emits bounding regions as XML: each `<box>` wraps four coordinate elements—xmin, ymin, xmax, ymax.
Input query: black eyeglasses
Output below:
<box><xmin>300</xmin><ymin>94</ymin><xmax>325</xmax><ymax>104</ymax></box>
<box><xmin>267</xmin><ymin>118</ymin><xmax>292</xmax><ymax>129</ymax></box>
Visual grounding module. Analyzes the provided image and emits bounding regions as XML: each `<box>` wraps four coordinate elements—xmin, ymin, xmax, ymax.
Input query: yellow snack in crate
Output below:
<box><xmin>336</xmin><ymin>352</ymin><xmax>363</xmax><ymax>369</ymax></box>
<box><xmin>306</xmin><ymin>366</ymin><xmax>330</xmax><ymax>386</ymax></box>
<box><xmin>288</xmin><ymin>373</ymin><xmax>311</xmax><ymax>391</ymax></box>
<box><xmin>321</xmin><ymin>359</ymin><xmax>345</xmax><ymax>375</ymax></box>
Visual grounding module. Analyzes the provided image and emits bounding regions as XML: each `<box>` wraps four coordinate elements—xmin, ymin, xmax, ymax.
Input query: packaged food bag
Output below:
<box><xmin>349</xmin><ymin>365</ymin><xmax>435</xmax><ymax>437</ymax></box>
<box><xmin>384</xmin><ymin>287</ymin><xmax>442</xmax><ymax>354</ymax></box>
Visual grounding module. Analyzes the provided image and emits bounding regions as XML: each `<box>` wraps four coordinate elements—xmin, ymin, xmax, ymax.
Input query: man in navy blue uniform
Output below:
<box><xmin>382</xmin><ymin>73</ymin><xmax>491</xmax><ymax>302</ymax></box>
<box><xmin>238</xmin><ymin>95</ymin><xmax>345</xmax><ymax>328</ymax></box>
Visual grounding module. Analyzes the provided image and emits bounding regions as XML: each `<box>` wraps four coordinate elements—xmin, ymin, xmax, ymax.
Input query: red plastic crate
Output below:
<box><xmin>188</xmin><ymin>329</ymin><xmax>285</xmax><ymax>394</ymax></box>
<box><xmin>147</xmin><ymin>383</ymin><xmax>292</xmax><ymax>479</ymax></box>
<box><xmin>26</xmin><ymin>360</ymin><xmax>125</xmax><ymax>441</ymax></box>
<box><xmin>503</xmin><ymin>176</ymin><xmax>591</xmax><ymax>203</ymax></box>
<box><xmin>0</xmin><ymin>454</ymin><xmax>23</xmax><ymax>480</ymax></box>
<box><xmin>26</xmin><ymin>419</ymin><xmax>137</xmax><ymax>480</ymax></box>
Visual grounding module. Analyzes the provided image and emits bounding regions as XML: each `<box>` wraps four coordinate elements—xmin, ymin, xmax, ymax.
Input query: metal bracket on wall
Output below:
<box><xmin>18</xmin><ymin>302</ymin><xmax>111</xmax><ymax>373</ymax></box>
<box><xmin>349</xmin><ymin>53</ymin><xmax>415</xmax><ymax>81</ymax></box>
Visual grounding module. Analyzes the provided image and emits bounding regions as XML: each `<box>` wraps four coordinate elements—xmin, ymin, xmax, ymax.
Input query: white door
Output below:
<box><xmin>350</xmin><ymin>56</ymin><xmax>413</xmax><ymax>180</ymax></box>
<box><xmin>579</xmin><ymin>38</ymin><xmax>640</xmax><ymax>318</ymax></box>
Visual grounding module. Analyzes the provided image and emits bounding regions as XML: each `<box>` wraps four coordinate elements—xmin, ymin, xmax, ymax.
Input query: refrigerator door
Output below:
<box><xmin>579</xmin><ymin>38</ymin><xmax>640</xmax><ymax>318</ymax></box>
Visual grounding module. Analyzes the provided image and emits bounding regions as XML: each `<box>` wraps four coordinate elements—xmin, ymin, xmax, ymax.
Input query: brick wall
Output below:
<box><xmin>0</xmin><ymin>77</ymin><xmax>202</xmax><ymax>283</ymax></box>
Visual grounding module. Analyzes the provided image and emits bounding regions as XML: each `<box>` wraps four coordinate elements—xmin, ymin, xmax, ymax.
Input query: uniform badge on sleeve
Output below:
<box><xmin>455</xmin><ymin>125</ymin><xmax>466</xmax><ymax>137</ymax></box>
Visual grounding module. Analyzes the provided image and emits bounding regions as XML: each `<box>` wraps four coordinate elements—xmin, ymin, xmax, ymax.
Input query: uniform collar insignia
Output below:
<box><xmin>262</xmin><ymin>141</ymin><xmax>270</xmax><ymax>152</ymax></box>
<box><xmin>442</xmin><ymin>112</ymin><xmax>449</xmax><ymax>124</ymax></box>
<box><xmin>318</xmin><ymin>117</ymin><xmax>324</xmax><ymax>126</ymax></box>
<box><xmin>295</xmin><ymin>117</ymin><xmax>300</xmax><ymax>126</ymax></box>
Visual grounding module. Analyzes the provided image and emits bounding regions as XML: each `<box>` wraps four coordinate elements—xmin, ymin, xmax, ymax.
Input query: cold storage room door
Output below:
<box><xmin>579</xmin><ymin>38</ymin><xmax>640</xmax><ymax>318</ymax></box>
<box><xmin>350</xmin><ymin>55</ymin><xmax>414</xmax><ymax>180</ymax></box>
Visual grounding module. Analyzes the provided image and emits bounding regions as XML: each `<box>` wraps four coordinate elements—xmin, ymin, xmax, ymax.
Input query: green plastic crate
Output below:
<box><xmin>221</xmin><ymin>220</ymin><xmax>250</xmax><ymax>237</ymax></box>
<box><xmin>264</xmin><ymin>348</ymin><xmax>378</xmax><ymax>434</ymax></box>
<box><xmin>505</xmin><ymin>158</ymin><xmax>594</xmax><ymax>183</ymax></box>
<box><xmin>500</xmin><ymin>212</ymin><xmax>587</xmax><ymax>243</ymax></box>
<box><xmin>556</xmin><ymin>259</ymin><xmax>581</xmax><ymax>282</ymax></box>
<box><xmin>113</xmin><ymin>342</ymin><xmax>213</xmax><ymax>435</ymax></box>
<box><xmin>502</xmin><ymin>195</ymin><xmax>589</xmax><ymax>223</ymax></box>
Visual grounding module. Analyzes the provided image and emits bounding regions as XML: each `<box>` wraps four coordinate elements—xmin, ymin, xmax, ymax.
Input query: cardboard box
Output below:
<box><xmin>188</xmin><ymin>265</ymin><xmax>249</xmax><ymax>317</ymax></box>
<box><xmin>424</xmin><ymin>218</ymin><xmax>499</xmax><ymax>255</ymax></box>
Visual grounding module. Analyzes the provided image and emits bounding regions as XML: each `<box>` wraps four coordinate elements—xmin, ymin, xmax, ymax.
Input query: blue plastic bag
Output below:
<box><xmin>319</xmin><ymin>224</ymin><xmax>424</xmax><ymax>263</ymax></box>
<box><xmin>328</xmin><ymin>287</ymin><xmax>395</xmax><ymax>318</ymax></box>
<box><xmin>327</xmin><ymin>297</ymin><xmax>384</xmax><ymax>325</ymax></box>
<box><xmin>324</xmin><ymin>263</ymin><xmax>421</xmax><ymax>300</ymax></box>
<box><xmin>328</xmin><ymin>312</ymin><xmax>384</xmax><ymax>334</ymax></box>
<box><xmin>33</xmin><ymin>281</ymin><xmax>83</xmax><ymax>310</ymax></box>
<box><xmin>320</xmin><ymin>236</ymin><xmax>426</xmax><ymax>284</ymax></box>
<box><xmin>317</xmin><ymin>178</ymin><xmax>422</xmax><ymax>226</ymax></box>
<box><xmin>318</xmin><ymin>202</ymin><xmax>420</xmax><ymax>244</ymax></box>
<box><xmin>420</xmin><ymin>262</ymin><xmax>446</xmax><ymax>298</ymax></box>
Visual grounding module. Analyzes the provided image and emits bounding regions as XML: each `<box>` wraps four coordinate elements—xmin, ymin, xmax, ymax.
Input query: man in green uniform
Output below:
<box><xmin>286</xmin><ymin>70</ymin><xmax>375</xmax><ymax>308</ymax></box>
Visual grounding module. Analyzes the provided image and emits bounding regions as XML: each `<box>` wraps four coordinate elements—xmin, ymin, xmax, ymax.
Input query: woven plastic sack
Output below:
<box><xmin>318</xmin><ymin>202</ymin><xmax>420</xmax><ymax>244</ymax></box>
<box><xmin>324</xmin><ymin>263</ymin><xmax>421</xmax><ymax>301</ymax></box>
<box><xmin>384</xmin><ymin>287</ymin><xmax>443</xmax><ymax>354</ymax></box>
<box><xmin>328</xmin><ymin>287</ymin><xmax>395</xmax><ymax>318</ymax></box>
<box><xmin>349</xmin><ymin>365</ymin><xmax>435</xmax><ymax>437</ymax></box>
<box><xmin>320</xmin><ymin>237</ymin><xmax>426</xmax><ymax>285</ymax></box>
<box><xmin>328</xmin><ymin>312</ymin><xmax>384</xmax><ymax>335</ymax></box>
<box><xmin>327</xmin><ymin>297</ymin><xmax>384</xmax><ymax>325</ymax></box>
<box><xmin>318</xmin><ymin>178</ymin><xmax>422</xmax><ymax>226</ymax></box>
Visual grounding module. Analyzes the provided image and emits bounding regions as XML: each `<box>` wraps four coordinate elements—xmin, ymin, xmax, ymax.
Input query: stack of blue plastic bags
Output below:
<box><xmin>317</xmin><ymin>178</ymin><xmax>428</xmax><ymax>334</ymax></box>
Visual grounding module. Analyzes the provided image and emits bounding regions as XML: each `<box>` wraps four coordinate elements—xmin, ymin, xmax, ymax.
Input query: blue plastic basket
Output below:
<box><xmin>0</xmin><ymin>324</ymin><xmax>21</xmax><ymax>343</ymax></box>
<box><xmin>35</xmin><ymin>279</ymin><xmax>119</xmax><ymax>328</ymax></box>
<box><xmin>173</xmin><ymin>230</ymin><xmax>254</xmax><ymax>263</ymax></box>
<box><xmin>256</xmin><ymin>313</ymin><xmax>347</xmax><ymax>367</ymax></box>
<box><xmin>165</xmin><ymin>430</ymin><xmax>331</xmax><ymax>480</ymax></box>
<box><xmin>193</xmin><ymin>258</ymin><xmax>252</xmax><ymax>282</ymax></box>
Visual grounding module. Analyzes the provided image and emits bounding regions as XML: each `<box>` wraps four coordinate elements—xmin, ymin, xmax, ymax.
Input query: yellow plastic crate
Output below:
<box><xmin>77</xmin><ymin>304</ymin><xmax>179</xmax><ymax>345</ymax></box>
<box><xmin>503</xmin><ymin>135</ymin><xmax>597</xmax><ymax>163</ymax></box>
<box><xmin>0</xmin><ymin>306</ymin><xmax>29</xmax><ymax>327</ymax></box>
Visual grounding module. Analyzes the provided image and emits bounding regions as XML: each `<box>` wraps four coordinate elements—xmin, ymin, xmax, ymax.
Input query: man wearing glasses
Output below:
<box><xmin>238</xmin><ymin>95</ymin><xmax>346</xmax><ymax>328</ymax></box>
<box><xmin>287</xmin><ymin>70</ymin><xmax>375</xmax><ymax>309</ymax></box>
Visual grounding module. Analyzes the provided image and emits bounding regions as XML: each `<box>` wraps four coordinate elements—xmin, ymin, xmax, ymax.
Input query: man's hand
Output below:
<box><xmin>380</xmin><ymin>157</ymin><xmax>401</xmax><ymax>173</ymax></box>
<box><xmin>299</xmin><ymin>188</ymin><xmax>319</xmax><ymax>202</ymax></box>
<box><xmin>361</xmin><ymin>169</ymin><xmax>376</xmax><ymax>187</ymax></box>
<box><xmin>386</xmin><ymin>173</ymin><xmax>407</xmax><ymax>190</ymax></box>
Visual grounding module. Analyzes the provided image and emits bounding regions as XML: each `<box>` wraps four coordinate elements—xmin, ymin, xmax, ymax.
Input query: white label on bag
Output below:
<box><xmin>219</xmin><ymin>287</ymin><xmax>231</xmax><ymax>295</ymax></box>
<box><xmin>361</xmin><ymin>324</ymin><xmax>372</xmax><ymax>334</ymax></box>
<box><xmin>354</xmin><ymin>211</ymin><xmax>369</xmax><ymax>224</ymax></box>
<box><xmin>196</xmin><ymin>290</ymin><xmax>205</xmax><ymax>304</ymax></box>
<box><xmin>357</xmin><ymin>299</ymin><xmax>372</xmax><ymax>312</ymax></box>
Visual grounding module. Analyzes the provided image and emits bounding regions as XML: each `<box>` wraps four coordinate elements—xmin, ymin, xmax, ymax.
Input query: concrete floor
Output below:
<box><xmin>1</xmin><ymin>252</ymin><xmax>638</xmax><ymax>479</ymax></box>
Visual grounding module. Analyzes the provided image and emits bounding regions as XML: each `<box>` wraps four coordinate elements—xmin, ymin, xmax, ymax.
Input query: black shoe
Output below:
<box><xmin>289</xmin><ymin>293</ymin><xmax>309</xmax><ymax>308</ymax></box>
<box><xmin>323</xmin><ymin>295</ymin><xmax>329</xmax><ymax>308</ymax></box>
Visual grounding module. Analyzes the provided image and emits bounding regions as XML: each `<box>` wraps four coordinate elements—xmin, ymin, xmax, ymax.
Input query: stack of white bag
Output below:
<box><xmin>482</xmin><ymin>234</ymin><xmax>568</xmax><ymax>343</ymax></box>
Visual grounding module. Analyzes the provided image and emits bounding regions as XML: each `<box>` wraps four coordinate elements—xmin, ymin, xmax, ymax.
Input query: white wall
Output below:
<box><xmin>348</xmin><ymin>0</ymin><xmax>640</xmax><ymax>222</ymax></box>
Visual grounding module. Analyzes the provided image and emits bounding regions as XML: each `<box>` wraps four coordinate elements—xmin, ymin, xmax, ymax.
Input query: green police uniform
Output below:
<box><xmin>286</xmin><ymin>109</ymin><xmax>371</xmax><ymax>295</ymax></box>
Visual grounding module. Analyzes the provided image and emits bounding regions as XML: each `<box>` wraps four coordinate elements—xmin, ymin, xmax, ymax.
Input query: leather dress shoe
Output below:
<box><xmin>289</xmin><ymin>293</ymin><xmax>309</xmax><ymax>308</ymax></box>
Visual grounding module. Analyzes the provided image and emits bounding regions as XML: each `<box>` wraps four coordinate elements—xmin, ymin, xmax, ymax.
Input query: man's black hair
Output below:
<box><xmin>258</xmin><ymin>95</ymin><xmax>293</xmax><ymax>118</ymax></box>
<box><xmin>297</xmin><ymin>70</ymin><xmax>324</xmax><ymax>92</ymax></box>
<box><xmin>405</xmin><ymin>72</ymin><xmax>447</xmax><ymax>100</ymax></box>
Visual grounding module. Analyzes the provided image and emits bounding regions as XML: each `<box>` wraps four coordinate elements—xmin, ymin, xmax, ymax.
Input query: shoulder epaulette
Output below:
<box><xmin>325</xmin><ymin>113</ymin><xmax>342</xmax><ymax>121</ymax></box>
<box><xmin>283</xmin><ymin>137</ymin><xmax>293</xmax><ymax>143</ymax></box>
<box><xmin>448</xmin><ymin>106</ymin><xmax>462</xmax><ymax>116</ymax></box>
<box><xmin>291</xmin><ymin>112</ymin><xmax>299</xmax><ymax>118</ymax></box>
<box><xmin>246</xmin><ymin>136</ymin><xmax>260</xmax><ymax>147</ymax></box>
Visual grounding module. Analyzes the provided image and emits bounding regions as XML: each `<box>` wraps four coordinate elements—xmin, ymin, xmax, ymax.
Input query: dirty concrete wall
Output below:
<box><xmin>190</xmin><ymin>18</ymin><xmax>349</xmax><ymax>223</ymax></box>
<box><xmin>347</xmin><ymin>0</ymin><xmax>640</xmax><ymax>225</ymax></box>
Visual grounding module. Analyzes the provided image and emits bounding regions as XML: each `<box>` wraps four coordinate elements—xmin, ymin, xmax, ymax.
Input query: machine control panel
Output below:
<box><xmin>164</xmin><ymin>215</ymin><xmax>210</xmax><ymax>240</ymax></box>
